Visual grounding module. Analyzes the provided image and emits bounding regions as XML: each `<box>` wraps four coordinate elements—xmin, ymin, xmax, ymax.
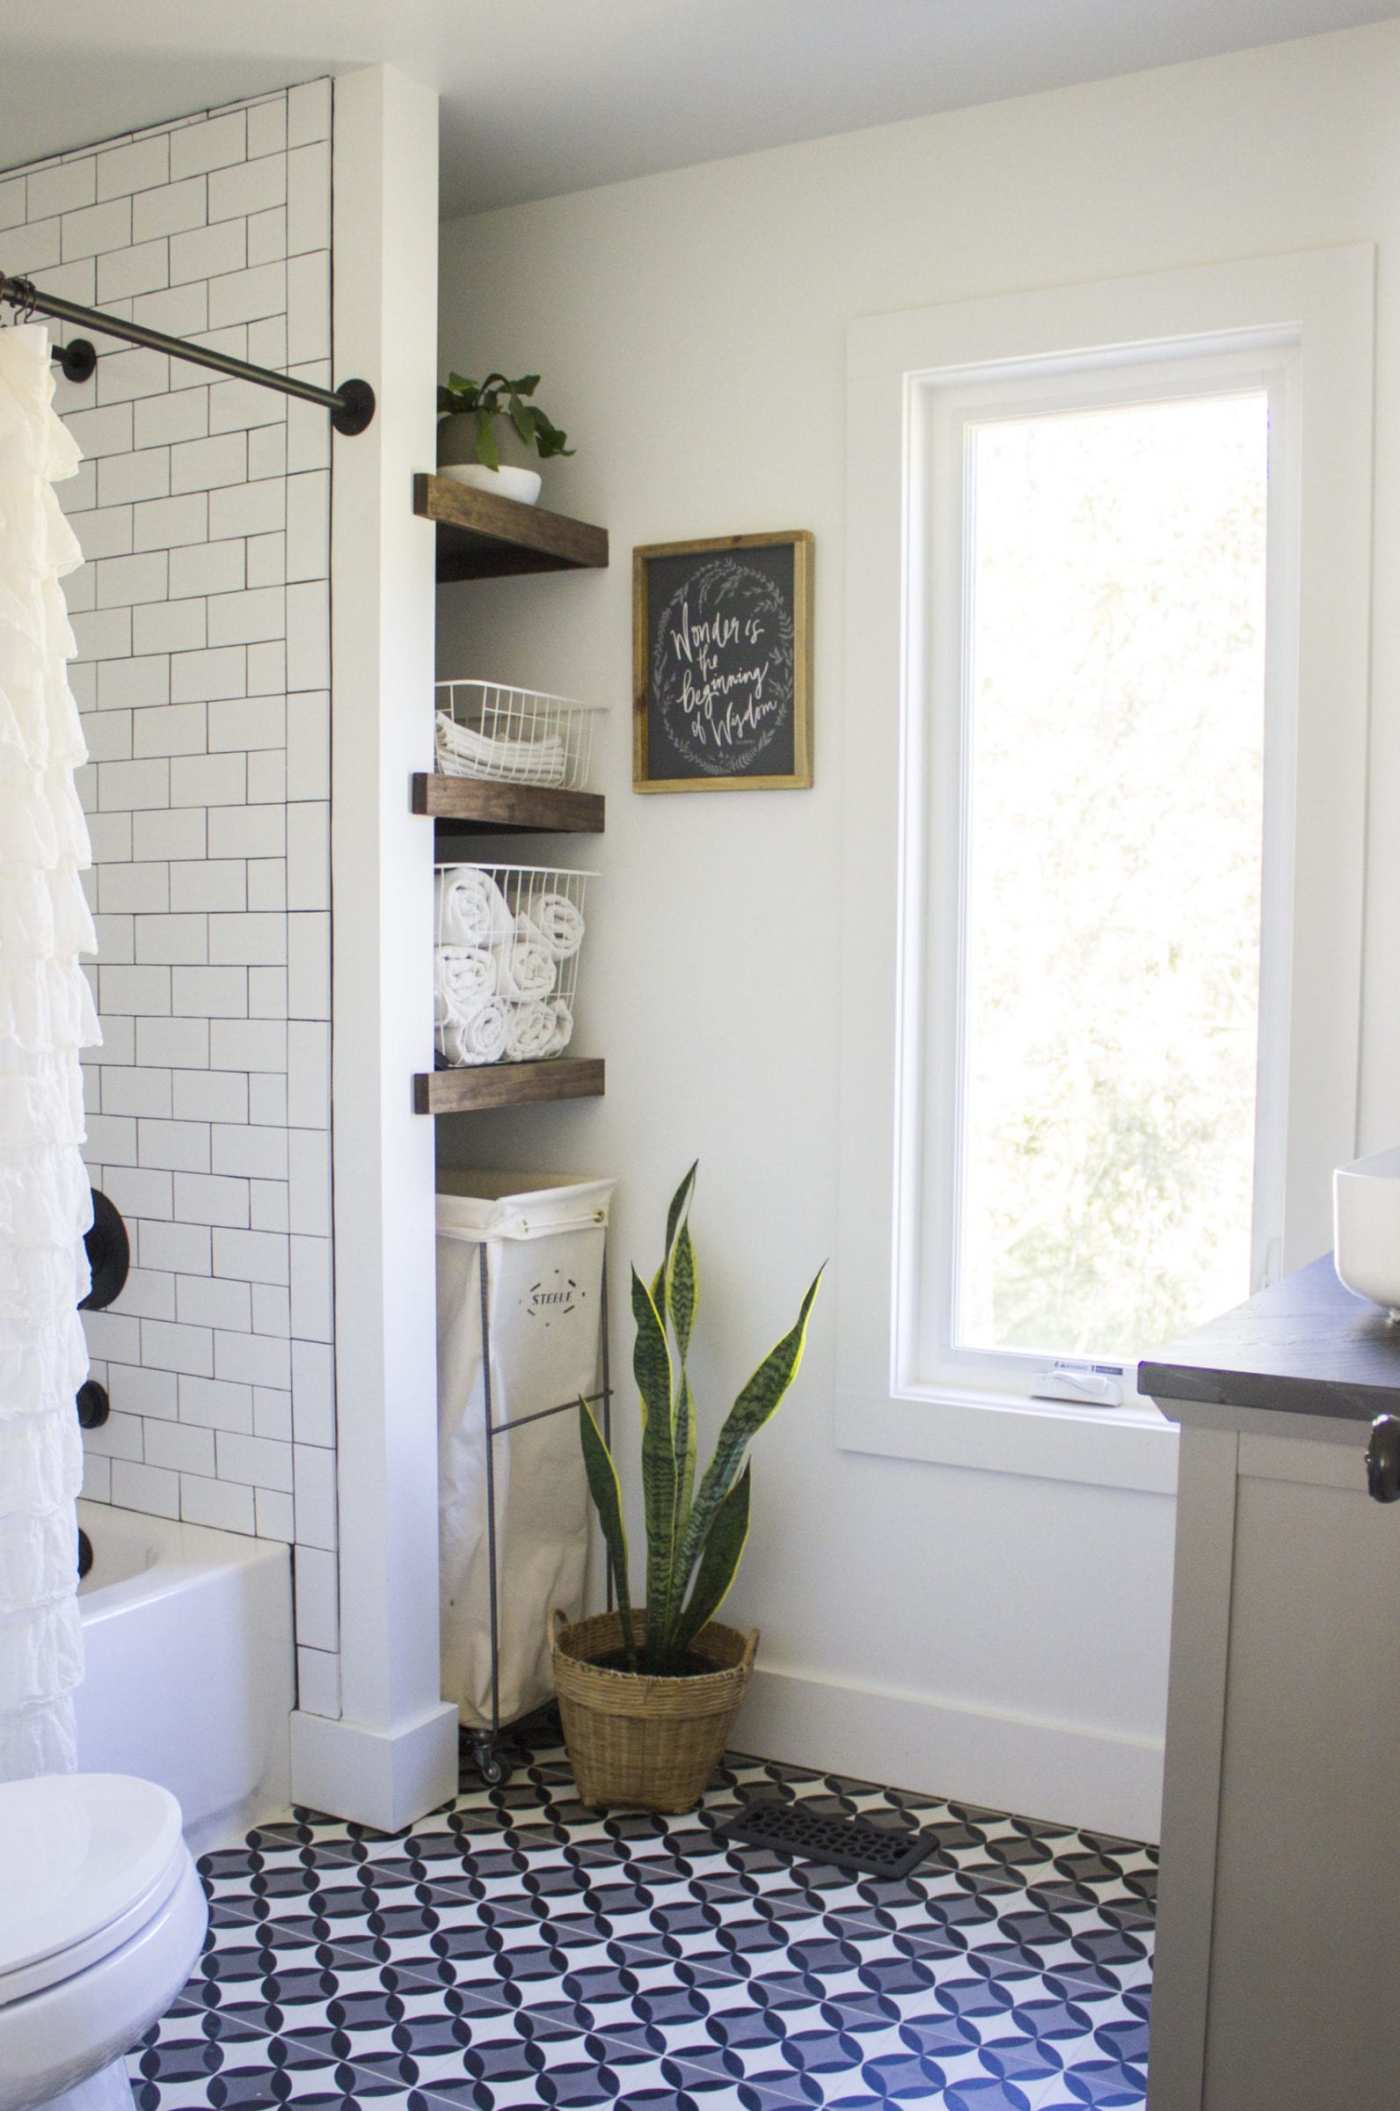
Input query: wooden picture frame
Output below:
<box><xmin>633</xmin><ymin>530</ymin><xmax>813</xmax><ymax>792</ymax></box>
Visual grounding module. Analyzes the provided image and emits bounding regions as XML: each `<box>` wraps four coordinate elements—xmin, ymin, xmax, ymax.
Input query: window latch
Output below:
<box><xmin>1030</xmin><ymin>1360</ymin><xmax>1125</xmax><ymax>1408</ymax></box>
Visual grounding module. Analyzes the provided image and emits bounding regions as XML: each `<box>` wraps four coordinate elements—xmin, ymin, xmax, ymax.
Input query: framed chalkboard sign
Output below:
<box><xmin>633</xmin><ymin>530</ymin><xmax>813</xmax><ymax>792</ymax></box>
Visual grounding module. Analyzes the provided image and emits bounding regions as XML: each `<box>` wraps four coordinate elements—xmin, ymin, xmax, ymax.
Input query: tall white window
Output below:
<box><xmin>916</xmin><ymin>349</ymin><xmax>1296</xmax><ymax>1406</ymax></box>
<box><xmin>840</xmin><ymin>253</ymin><xmax>1371</xmax><ymax>1482</ymax></box>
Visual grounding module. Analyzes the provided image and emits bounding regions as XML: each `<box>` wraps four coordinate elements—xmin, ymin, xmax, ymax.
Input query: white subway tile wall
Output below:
<box><xmin>7</xmin><ymin>82</ymin><xmax>340</xmax><ymax>1717</ymax></box>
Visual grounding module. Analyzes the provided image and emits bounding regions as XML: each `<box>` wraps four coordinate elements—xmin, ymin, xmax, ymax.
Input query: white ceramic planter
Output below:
<box><xmin>439</xmin><ymin>461</ymin><xmax>543</xmax><ymax>505</ymax></box>
<box><xmin>1334</xmin><ymin>1146</ymin><xmax>1400</xmax><ymax>1317</ymax></box>
<box><xmin>437</xmin><ymin>411</ymin><xmax>543</xmax><ymax>505</ymax></box>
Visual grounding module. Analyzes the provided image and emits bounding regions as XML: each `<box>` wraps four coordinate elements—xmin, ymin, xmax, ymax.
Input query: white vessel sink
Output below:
<box><xmin>1334</xmin><ymin>1147</ymin><xmax>1400</xmax><ymax>1319</ymax></box>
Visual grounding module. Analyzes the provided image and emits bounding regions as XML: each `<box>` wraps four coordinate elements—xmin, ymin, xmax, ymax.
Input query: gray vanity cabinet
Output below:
<box><xmin>1142</xmin><ymin>1259</ymin><xmax>1400</xmax><ymax>2111</ymax></box>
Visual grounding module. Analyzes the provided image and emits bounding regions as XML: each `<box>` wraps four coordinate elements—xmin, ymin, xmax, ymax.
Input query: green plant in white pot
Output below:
<box><xmin>552</xmin><ymin>1163</ymin><xmax>824</xmax><ymax>1812</ymax></box>
<box><xmin>437</xmin><ymin>371</ymin><xmax>573</xmax><ymax>506</ymax></box>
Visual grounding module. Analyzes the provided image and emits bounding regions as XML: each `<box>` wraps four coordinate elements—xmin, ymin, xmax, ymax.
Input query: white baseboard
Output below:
<box><xmin>735</xmin><ymin>1661</ymin><xmax>1163</xmax><ymax>1844</ymax></box>
<box><xmin>290</xmin><ymin>1700</ymin><xmax>459</xmax><ymax>1831</ymax></box>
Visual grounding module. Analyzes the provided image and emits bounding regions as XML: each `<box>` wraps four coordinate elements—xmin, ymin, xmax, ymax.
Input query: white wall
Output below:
<box><xmin>436</xmin><ymin>18</ymin><xmax>1400</xmax><ymax>1838</ymax></box>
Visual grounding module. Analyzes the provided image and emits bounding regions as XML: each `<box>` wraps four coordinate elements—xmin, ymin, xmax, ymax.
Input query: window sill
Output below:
<box><xmin>835</xmin><ymin>1381</ymin><xmax>1179</xmax><ymax>1496</ymax></box>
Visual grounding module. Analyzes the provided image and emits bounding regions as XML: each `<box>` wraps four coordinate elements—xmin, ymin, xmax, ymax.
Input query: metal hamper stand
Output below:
<box><xmin>468</xmin><ymin>1249</ymin><xmax>613</xmax><ymax>1788</ymax></box>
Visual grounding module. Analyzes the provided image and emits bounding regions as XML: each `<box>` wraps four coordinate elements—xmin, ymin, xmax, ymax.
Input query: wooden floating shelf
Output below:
<box><xmin>416</xmin><ymin>473</ymin><xmax>609</xmax><ymax>581</ymax></box>
<box><xmin>412</xmin><ymin>772</ymin><xmax>604</xmax><ymax>838</ymax></box>
<box><xmin>414</xmin><ymin>1058</ymin><xmax>605</xmax><ymax>1115</ymax></box>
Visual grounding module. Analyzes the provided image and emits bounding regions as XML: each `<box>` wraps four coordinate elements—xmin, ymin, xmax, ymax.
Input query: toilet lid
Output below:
<box><xmin>0</xmin><ymin>1774</ymin><xmax>184</xmax><ymax>1983</ymax></box>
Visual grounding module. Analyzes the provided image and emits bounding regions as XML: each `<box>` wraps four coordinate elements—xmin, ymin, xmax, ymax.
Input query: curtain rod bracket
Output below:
<box><xmin>3</xmin><ymin>271</ymin><xmax>375</xmax><ymax>436</ymax></box>
<box><xmin>51</xmin><ymin>338</ymin><xmax>97</xmax><ymax>385</ymax></box>
<box><xmin>330</xmin><ymin>376</ymin><xmax>376</xmax><ymax>437</ymax></box>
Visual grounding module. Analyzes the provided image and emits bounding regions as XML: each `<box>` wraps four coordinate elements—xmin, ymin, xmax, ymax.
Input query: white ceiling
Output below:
<box><xmin>2</xmin><ymin>0</ymin><xmax>1395</xmax><ymax>216</ymax></box>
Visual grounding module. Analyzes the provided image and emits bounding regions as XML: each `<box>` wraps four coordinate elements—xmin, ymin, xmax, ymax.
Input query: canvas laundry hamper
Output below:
<box><xmin>436</xmin><ymin>1170</ymin><xmax>615</xmax><ymax>1732</ymax></box>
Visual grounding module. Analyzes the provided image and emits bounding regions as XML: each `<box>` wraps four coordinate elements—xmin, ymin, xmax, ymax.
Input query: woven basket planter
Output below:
<box><xmin>551</xmin><ymin>1609</ymin><xmax>758</xmax><ymax>1813</ymax></box>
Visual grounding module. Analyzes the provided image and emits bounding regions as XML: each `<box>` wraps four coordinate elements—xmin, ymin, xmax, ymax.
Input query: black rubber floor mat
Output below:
<box><xmin>715</xmin><ymin>1800</ymin><xmax>935</xmax><ymax>1877</ymax></box>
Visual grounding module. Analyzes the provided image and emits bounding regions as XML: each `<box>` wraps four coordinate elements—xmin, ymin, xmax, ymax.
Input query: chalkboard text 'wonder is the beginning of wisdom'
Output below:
<box><xmin>634</xmin><ymin>531</ymin><xmax>813</xmax><ymax>791</ymax></box>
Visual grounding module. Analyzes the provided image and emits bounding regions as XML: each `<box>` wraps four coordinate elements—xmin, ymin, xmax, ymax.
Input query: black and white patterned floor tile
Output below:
<box><xmin>129</xmin><ymin>1724</ymin><xmax>1154</xmax><ymax>2110</ymax></box>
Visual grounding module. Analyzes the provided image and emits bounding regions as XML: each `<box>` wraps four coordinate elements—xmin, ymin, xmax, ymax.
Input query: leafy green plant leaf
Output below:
<box><xmin>578</xmin><ymin>1400</ymin><xmax>636</xmax><ymax>1668</ymax></box>
<box><xmin>666</xmin><ymin>1162</ymin><xmax>698</xmax><ymax>1254</ymax></box>
<box><xmin>671</xmin><ymin>1220</ymin><xmax>697</xmax><ymax>1368</ymax></box>
<box><xmin>674</xmin><ymin>1367</ymin><xmax>697</xmax><ymax>1539</ymax></box>
<box><xmin>676</xmin><ymin>1265</ymin><xmax>826</xmax><ymax>1588</ymax></box>
<box><xmin>474</xmin><ymin>406</ymin><xmax>500</xmax><ymax>471</ymax></box>
<box><xmin>533</xmin><ymin>410</ymin><xmax>575</xmax><ymax>459</ymax></box>
<box><xmin>652</xmin><ymin>1161</ymin><xmax>697</xmax><ymax>1326</ymax></box>
<box><xmin>632</xmin><ymin>1267</ymin><xmax>680</xmax><ymax>1666</ymax></box>
<box><xmin>675</xmin><ymin>1463</ymin><xmax>751</xmax><ymax>1653</ymax></box>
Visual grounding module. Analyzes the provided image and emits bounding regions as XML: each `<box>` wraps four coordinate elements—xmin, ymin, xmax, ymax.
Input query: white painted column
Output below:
<box><xmin>290</xmin><ymin>62</ymin><xmax>458</xmax><ymax>1829</ymax></box>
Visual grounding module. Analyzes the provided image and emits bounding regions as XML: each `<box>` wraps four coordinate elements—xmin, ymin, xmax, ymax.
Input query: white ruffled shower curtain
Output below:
<box><xmin>0</xmin><ymin>325</ymin><xmax>97</xmax><ymax>1781</ymax></box>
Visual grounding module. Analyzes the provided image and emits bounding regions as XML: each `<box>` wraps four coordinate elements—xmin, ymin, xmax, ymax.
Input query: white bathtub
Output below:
<box><xmin>74</xmin><ymin>1499</ymin><xmax>294</xmax><ymax>1853</ymax></box>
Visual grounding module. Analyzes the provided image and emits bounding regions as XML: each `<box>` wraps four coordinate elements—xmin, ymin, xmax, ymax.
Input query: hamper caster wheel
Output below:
<box><xmin>469</xmin><ymin>1732</ymin><xmax>511</xmax><ymax>1789</ymax></box>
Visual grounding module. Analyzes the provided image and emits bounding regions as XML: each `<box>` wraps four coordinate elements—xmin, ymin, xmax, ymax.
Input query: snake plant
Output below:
<box><xmin>579</xmin><ymin>1164</ymin><xmax>824</xmax><ymax>1676</ymax></box>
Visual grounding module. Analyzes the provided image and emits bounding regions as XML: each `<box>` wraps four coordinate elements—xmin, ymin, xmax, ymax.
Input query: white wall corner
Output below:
<box><xmin>300</xmin><ymin>61</ymin><xmax>449</xmax><ymax>1824</ymax></box>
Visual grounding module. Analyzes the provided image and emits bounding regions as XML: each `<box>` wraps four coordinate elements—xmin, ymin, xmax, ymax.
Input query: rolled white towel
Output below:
<box><xmin>521</xmin><ymin>893</ymin><xmax>586</xmax><ymax>960</ymax></box>
<box><xmin>436</xmin><ymin>711</ymin><xmax>568</xmax><ymax>788</ymax></box>
<box><xmin>544</xmin><ymin>997</ymin><xmax>574</xmax><ymax>1058</ymax></box>
<box><xmin>433</xmin><ymin>945</ymin><xmax>496</xmax><ymax>1027</ymax></box>
<box><xmin>436</xmin><ymin>866</ymin><xmax>514</xmax><ymax>948</ymax></box>
<box><xmin>437</xmin><ymin>1001</ymin><xmax>508</xmax><ymax>1067</ymax></box>
<box><xmin>503</xmin><ymin>999</ymin><xmax>559</xmax><ymax>1062</ymax></box>
<box><xmin>492</xmin><ymin>932</ymin><xmax>556</xmax><ymax>1001</ymax></box>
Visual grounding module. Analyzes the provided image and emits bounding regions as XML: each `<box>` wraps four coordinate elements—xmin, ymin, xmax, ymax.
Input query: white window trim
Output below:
<box><xmin>837</xmin><ymin>247</ymin><xmax>1375</xmax><ymax>1496</ymax></box>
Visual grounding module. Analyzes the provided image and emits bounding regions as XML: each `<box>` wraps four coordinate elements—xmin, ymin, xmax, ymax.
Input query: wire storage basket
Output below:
<box><xmin>435</xmin><ymin>680</ymin><xmax>606</xmax><ymax>792</ymax></box>
<box><xmin>434</xmin><ymin>863</ymin><xmax>595</xmax><ymax>1068</ymax></box>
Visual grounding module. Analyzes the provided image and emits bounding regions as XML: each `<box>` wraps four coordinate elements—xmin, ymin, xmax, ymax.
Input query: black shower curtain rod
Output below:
<box><xmin>0</xmin><ymin>271</ymin><xmax>375</xmax><ymax>435</ymax></box>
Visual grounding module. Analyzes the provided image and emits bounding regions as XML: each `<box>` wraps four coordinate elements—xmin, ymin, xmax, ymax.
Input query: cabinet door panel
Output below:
<box><xmin>1204</xmin><ymin>1466</ymin><xmax>1400</xmax><ymax>2109</ymax></box>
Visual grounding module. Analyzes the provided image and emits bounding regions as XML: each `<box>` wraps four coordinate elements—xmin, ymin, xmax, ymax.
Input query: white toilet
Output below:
<box><xmin>0</xmin><ymin>1774</ymin><xmax>207</xmax><ymax>2111</ymax></box>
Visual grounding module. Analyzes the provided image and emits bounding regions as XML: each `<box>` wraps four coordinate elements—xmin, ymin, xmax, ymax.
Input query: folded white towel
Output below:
<box><xmin>503</xmin><ymin>999</ymin><xmax>559</xmax><ymax>1062</ymax></box>
<box><xmin>433</xmin><ymin>945</ymin><xmax>497</xmax><ymax>1027</ymax></box>
<box><xmin>436</xmin><ymin>866</ymin><xmax>514</xmax><ymax>948</ymax></box>
<box><xmin>437</xmin><ymin>1001</ymin><xmax>509</xmax><ymax>1067</ymax></box>
<box><xmin>492</xmin><ymin>932</ymin><xmax>556</xmax><ymax>1001</ymax></box>
<box><xmin>435</xmin><ymin>711</ymin><xmax>568</xmax><ymax>788</ymax></box>
<box><xmin>521</xmin><ymin>893</ymin><xmax>586</xmax><ymax>960</ymax></box>
<box><xmin>544</xmin><ymin>997</ymin><xmax>574</xmax><ymax>1058</ymax></box>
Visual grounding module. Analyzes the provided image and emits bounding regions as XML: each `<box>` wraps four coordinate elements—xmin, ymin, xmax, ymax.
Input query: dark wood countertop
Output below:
<box><xmin>1139</xmin><ymin>1255</ymin><xmax>1400</xmax><ymax>1422</ymax></box>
